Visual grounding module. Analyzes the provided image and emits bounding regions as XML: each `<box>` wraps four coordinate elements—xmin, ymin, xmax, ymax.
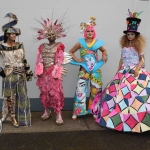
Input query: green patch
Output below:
<box><xmin>110</xmin><ymin>114</ymin><xmax>122</xmax><ymax>127</ymax></box>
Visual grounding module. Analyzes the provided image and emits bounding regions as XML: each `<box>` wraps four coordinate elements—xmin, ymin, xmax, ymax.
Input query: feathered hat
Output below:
<box><xmin>34</xmin><ymin>17</ymin><xmax>67</xmax><ymax>40</ymax></box>
<box><xmin>123</xmin><ymin>9</ymin><xmax>143</xmax><ymax>34</ymax></box>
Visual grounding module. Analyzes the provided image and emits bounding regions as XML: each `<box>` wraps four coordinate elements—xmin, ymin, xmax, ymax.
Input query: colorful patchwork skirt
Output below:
<box><xmin>96</xmin><ymin>66</ymin><xmax>150</xmax><ymax>133</ymax></box>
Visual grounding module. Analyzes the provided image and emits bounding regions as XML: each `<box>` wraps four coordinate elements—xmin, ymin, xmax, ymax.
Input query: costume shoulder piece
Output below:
<box><xmin>78</xmin><ymin>38</ymin><xmax>105</xmax><ymax>50</ymax></box>
<box><xmin>0</xmin><ymin>43</ymin><xmax>23</xmax><ymax>51</ymax></box>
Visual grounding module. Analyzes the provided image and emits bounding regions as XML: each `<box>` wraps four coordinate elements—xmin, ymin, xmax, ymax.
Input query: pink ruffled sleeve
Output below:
<box><xmin>52</xmin><ymin>43</ymin><xmax>65</xmax><ymax>79</ymax></box>
<box><xmin>34</xmin><ymin>44</ymin><xmax>44</xmax><ymax>77</ymax></box>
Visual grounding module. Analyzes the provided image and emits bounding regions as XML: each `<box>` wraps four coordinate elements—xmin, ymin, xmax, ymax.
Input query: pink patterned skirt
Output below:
<box><xmin>36</xmin><ymin>66</ymin><xmax>64</xmax><ymax>113</ymax></box>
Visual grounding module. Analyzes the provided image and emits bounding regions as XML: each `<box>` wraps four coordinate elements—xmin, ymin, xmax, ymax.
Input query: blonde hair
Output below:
<box><xmin>120</xmin><ymin>33</ymin><xmax>146</xmax><ymax>54</ymax></box>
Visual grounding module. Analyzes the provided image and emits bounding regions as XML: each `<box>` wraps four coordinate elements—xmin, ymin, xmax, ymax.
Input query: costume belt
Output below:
<box><xmin>4</xmin><ymin>65</ymin><xmax>25</xmax><ymax>76</ymax></box>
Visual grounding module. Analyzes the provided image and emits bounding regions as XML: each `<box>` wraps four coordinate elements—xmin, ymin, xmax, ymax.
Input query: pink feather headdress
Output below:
<box><xmin>35</xmin><ymin>18</ymin><xmax>67</xmax><ymax>40</ymax></box>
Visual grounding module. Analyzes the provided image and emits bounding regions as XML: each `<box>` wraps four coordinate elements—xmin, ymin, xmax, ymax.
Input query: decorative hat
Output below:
<box><xmin>80</xmin><ymin>16</ymin><xmax>96</xmax><ymax>33</ymax></box>
<box><xmin>0</xmin><ymin>13</ymin><xmax>21</xmax><ymax>42</ymax></box>
<box><xmin>123</xmin><ymin>9</ymin><xmax>143</xmax><ymax>34</ymax></box>
<box><xmin>34</xmin><ymin>17</ymin><xmax>67</xmax><ymax>40</ymax></box>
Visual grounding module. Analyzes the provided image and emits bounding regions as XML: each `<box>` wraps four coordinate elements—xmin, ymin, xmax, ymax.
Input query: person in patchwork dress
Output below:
<box><xmin>0</xmin><ymin>13</ymin><xmax>32</xmax><ymax>131</ymax></box>
<box><xmin>95</xmin><ymin>10</ymin><xmax>150</xmax><ymax>133</ymax></box>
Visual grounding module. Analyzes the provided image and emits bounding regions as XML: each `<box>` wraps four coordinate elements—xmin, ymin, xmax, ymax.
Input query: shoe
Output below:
<box><xmin>93</xmin><ymin>115</ymin><xmax>97</xmax><ymax>120</ymax></box>
<box><xmin>56</xmin><ymin>113</ymin><xmax>63</xmax><ymax>126</ymax></box>
<box><xmin>11</xmin><ymin>117</ymin><xmax>19</xmax><ymax>128</ymax></box>
<box><xmin>41</xmin><ymin>109</ymin><xmax>51</xmax><ymax>121</ymax></box>
<box><xmin>72</xmin><ymin>114</ymin><xmax>77</xmax><ymax>120</ymax></box>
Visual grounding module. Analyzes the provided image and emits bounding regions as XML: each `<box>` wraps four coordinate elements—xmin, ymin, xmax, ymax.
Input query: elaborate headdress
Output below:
<box><xmin>123</xmin><ymin>9</ymin><xmax>143</xmax><ymax>34</ymax></box>
<box><xmin>34</xmin><ymin>17</ymin><xmax>67</xmax><ymax>40</ymax></box>
<box><xmin>79</xmin><ymin>16</ymin><xmax>96</xmax><ymax>33</ymax></box>
<box><xmin>0</xmin><ymin>13</ymin><xmax>21</xmax><ymax>42</ymax></box>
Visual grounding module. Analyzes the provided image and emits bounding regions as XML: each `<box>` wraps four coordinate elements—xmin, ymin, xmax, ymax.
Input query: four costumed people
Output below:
<box><xmin>34</xmin><ymin>17</ymin><xmax>72</xmax><ymax>125</ymax></box>
<box><xmin>0</xmin><ymin>9</ymin><xmax>150</xmax><ymax>134</ymax></box>
<box><xmin>95</xmin><ymin>10</ymin><xmax>150</xmax><ymax>133</ymax></box>
<box><xmin>0</xmin><ymin>13</ymin><xmax>32</xmax><ymax>131</ymax></box>
<box><xmin>69</xmin><ymin>17</ymin><xmax>107</xmax><ymax>120</ymax></box>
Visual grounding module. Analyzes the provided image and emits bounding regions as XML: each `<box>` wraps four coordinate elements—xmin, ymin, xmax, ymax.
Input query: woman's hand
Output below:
<box><xmin>76</xmin><ymin>58</ymin><xmax>84</xmax><ymax>62</ymax></box>
<box><xmin>102</xmin><ymin>55</ymin><xmax>107</xmax><ymax>62</ymax></box>
<box><xmin>38</xmin><ymin>74</ymin><xmax>43</xmax><ymax>78</ymax></box>
<box><xmin>134</xmin><ymin>69</ymin><xmax>139</xmax><ymax>77</ymax></box>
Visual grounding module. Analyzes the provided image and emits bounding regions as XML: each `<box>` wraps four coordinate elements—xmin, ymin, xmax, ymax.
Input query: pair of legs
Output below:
<box><xmin>72</xmin><ymin>67</ymin><xmax>102</xmax><ymax>119</ymax></box>
<box><xmin>1</xmin><ymin>72</ymin><xmax>31</xmax><ymax>128</ymax></box>
<box><xmin>37</xmin><ymin>71</ymin><xmax>64</xmax><ymax>125</ymax></box>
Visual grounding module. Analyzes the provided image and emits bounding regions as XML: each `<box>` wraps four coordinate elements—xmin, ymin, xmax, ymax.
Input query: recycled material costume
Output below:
<box><xmin>95</xmin><ymin>10</ymin><xmax>150</xmax><ymax>133</ymax></box>
<box><xmin>69</xmin><ymin>17</ymin><xmax>107</xmax><ymax>119</ymax></box>
<box><xmin>0</xmin><ymin>13</ymin><xmax>33</xmax><ymax>132</ymax></box>
<box><xmin>34</xmin><ymin>17</ymin><xmax>72</xmax><ymax>125</ymax></box>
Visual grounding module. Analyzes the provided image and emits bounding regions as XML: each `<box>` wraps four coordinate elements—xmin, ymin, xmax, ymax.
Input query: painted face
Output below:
<box><xmin>85</xmin><ymin>56</ymin><xmax>96</xmax><ymax>71</ymax></box>
<box><xmin>48</xmin><ymin>30</ymin><xmax>56</xmax><ymax>41</ymax></box>
<box><xmin>7</xmin><ymin>33</ymin><xmax>16</xmax><ymax>41</ymax></box>
<box><xmin>76</xmin><ymin>79</ymin><xmax>86</xmax><ymax>101</ymax></box>
<box><xmin>86</xmin><ymin>29</ymin><xmax>94</xmax><ymax>38</ymax></box>
<box><xmin>126</xmin><ymin>32</ymin><xmax>135</xmax><ymax>41</ymax></box>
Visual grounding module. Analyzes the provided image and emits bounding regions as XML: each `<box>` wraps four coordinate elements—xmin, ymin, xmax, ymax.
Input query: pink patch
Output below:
<box><xmin>131</xmin><ymin>84</ymin><xmax>137</xmax><ymax>91</ymax></box>
<box><xmin>102</xmin><ymin>102</ymin><xmax>108</xmax><ymax>110</ymax></box>
<box><xmin>125</xmin><ymin>115</ymin><xmax>138</xmax><ymax>129</ymax></box>
<box><xmin>115</xmin><ymin>104</ymin><xmax>121</xmax><ymax>112</ymax></box>
<box><xmin>109</xmin><ymin>91</ymin><xmax>117</xmax><ymax>97</ymax></box>
<box><xmin>122</xmin><ymin>114</ymin><xmax>130</xmax><ymax>122</ymax></box>
<box><xmin>126</xmin><ymin>75</ymin><xmax>135</xmax><ymax>83</ymax></box>
<box><xmin>108</xmin><ymin>84</ymin><xmax>116</xmax><ymax>93</ymax></box>
<box><xmin>115</xmin><ymin>123</ymin><xmax>123</xmax><ymax>131</ymax></box>
<box><xmin>109</xmin><ymin>110</ymin><xmax>118</xmax><ymax>117</ymax></box>
<box><xmin>124</xmin><ymin>92</ymin><xmax>131</xmax><ymax>99</ymax></box>
<box><xmin>137</xmin><ymin>112</ymin><xmax>146</xmax><ymax>122</ymax></box>
<box><xmin>101</xmin><ymin>110</ymin><xmax>109</xmax><ymax>117</ymax></box>
<box><xmin>120</xmin><ymin>83</ymin><xmax>126</xmax><ymax>89</ymax></box>
<box><xmin>114</xmin><ymin>74</ymin><xmax>119</xmax><ymax>80</ymax></box>
<box><xmin>118</xmin><ymin>73</ymin><xmax>124</xmax><ymax>80</ymax></box>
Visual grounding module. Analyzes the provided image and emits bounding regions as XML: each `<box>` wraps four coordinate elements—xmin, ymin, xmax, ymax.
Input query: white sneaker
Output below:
<box><xmin>72</xmin><ymin>114</ymin><xmax>77</xmax><ymax>120</ymax></box>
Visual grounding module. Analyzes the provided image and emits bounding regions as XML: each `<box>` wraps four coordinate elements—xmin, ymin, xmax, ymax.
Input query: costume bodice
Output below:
<box><xmin>70</xmin><ymin>38</ymin><xmax>105</xmax><ymax>73</ymax></box>
<box><xmin>0</xmin><ymin>43</ymin><xmax>25</xmax><ymax>69</ymax></box>
<box><xmin>41</xmin><ymin>43</ymin><xmax>57</xmax><ymax>69</ymax></box>
<box><xmin>121</xmin><ymin>47</ymin><xmax>140</xmax><ymax>67</ymax></box>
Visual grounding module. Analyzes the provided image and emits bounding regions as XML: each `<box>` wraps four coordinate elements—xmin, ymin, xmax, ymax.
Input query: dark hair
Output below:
<box><xmin>4</xmin><ymin>27</ymin><xmax>16</xmax><ymax>43</ymax></box>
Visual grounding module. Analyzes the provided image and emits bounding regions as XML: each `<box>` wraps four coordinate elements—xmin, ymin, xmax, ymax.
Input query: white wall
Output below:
<box><xmin>0</xmin><ymin>0</ymin><xmax>150</xmax><ymax>98</ymax></box>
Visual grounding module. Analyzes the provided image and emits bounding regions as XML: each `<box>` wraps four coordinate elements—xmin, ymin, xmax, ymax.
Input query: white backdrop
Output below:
<box><xmin>0</xmin><ymin>0</ymin><xmax>150</xmax><ymax>98</ymax></box>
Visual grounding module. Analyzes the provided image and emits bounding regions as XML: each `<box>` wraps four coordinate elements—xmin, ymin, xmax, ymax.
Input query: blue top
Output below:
<box><xmin>70</xmin><ymin>38</ymin><xmax>105</xmax><ymax>73</ymax></box>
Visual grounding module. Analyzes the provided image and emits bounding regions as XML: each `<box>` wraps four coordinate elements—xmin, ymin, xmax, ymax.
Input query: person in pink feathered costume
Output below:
<box><xmin>34</xmin><ymin>17</ymin><xmax>72</xmax><ymax>125</ymax></box>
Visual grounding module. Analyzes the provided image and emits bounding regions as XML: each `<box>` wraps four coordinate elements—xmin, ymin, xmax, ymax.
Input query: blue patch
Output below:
<box><xmin>138</xmin><ymin>74</ymin><xmax>147</xmax><ymax>80</ymax></box>
<box><xmin>100</xmin><ymin>118</ymin><xmax>106</xmax><ymax>127</ymax></box>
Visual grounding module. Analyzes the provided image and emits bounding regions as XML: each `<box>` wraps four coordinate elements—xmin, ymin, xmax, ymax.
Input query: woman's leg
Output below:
<box><xmin>88</xmin><ymin>69</ymin><xmax>102</xmax><ymax>119</ymax></box>
<box><xmin>72</xmin><ymin>67</ymin><xmax>89</xmax><ymax>119</ymax></box>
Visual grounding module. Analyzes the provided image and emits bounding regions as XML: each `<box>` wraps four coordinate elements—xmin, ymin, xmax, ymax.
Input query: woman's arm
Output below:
<box><xmin>134</xmin><ymin>53</ymin><xmax>144</xmax><ymax>77</ymax></box>
<box><xmin>69</xmin><ymin>43</ymin><xmax>84</xmax><ymax>62</ymax></box>
<box><xmin>99</xmin><ymin>46</ymin><xmax>108</xmax><ymax>62</ymax></box>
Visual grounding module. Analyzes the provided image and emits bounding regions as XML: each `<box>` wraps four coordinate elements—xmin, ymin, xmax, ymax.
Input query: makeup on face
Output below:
<box><xmin>127</xmin><ymin>33</ymin><xmax>135</xmax><ymax>37</ymax></box>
